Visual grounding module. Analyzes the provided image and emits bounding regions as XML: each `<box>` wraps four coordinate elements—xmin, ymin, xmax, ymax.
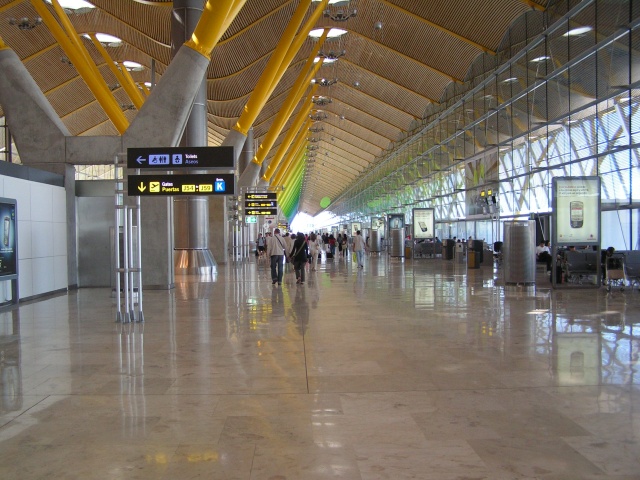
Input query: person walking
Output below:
<box><xmin>256</xmin><ymin>233</ymin><xmax>266</xmax><ymax>259</ymax></box>
<box><xmin>267</xmin><ymin>228</ymin><xmax>286</xmax><ymax>285</ymax></box>
<box><xmin>309</xmin><ymin>232</ymin><xmax>321</xmax><ymax>270</ymax></box>
<box><xmin>340</xmin><ymin>232</ymin><xmax>349</xmax><ymax>258</ymax></box>
<box><xmin>328</xmin><ymin>234</ymin><xmax>336</xmax><ymax>258</ymax></box>
<box><xmin>352</xmin><ymin>230</ymin><xmax>366</xmax><ymax>268</ymax></box>
<box><xmin>290</xmin><ymin>232</ymin><xmax>309</xmax><ymax>284</ymax></box>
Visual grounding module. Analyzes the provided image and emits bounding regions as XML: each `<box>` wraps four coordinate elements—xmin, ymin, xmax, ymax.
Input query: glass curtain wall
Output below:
<box><xmin>328</xmin><ymin>0</ymin><xmax>640</xmax><ymax>248</ymax></box>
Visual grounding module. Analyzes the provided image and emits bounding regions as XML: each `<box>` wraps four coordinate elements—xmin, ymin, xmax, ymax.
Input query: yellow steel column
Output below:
<box><xmin>279</xmin><ymin>160</ymin><xmax>305</xmax><ymax>202</ymax></box>
<box><xmin>271</xmin><ymin>120</ymin><xmax>310</xmax><ymax>184</ymax></box>
<box><xmin>234</xmin><ymin>0</ymin><xmax>329</xmax><ymax>136</ymax></box>
<box><xmin>186</xmin><ymin>0</ymin><xmax>246</xmax><ymax>58</ymax></box>
<box><xmin>233</xmin><ymin>0</ymin><xmax>311</xmax><ymax>136</ymax></box>
<box><xmin>117</xmin><ymin>62</ymin><xmax>146</xmax><ymax>108</ymax></box>
<box><xmin>279</xmin><ymin>167</ymin><xmax>301</xmax><ymax>205</ymax></box>
<box><xmin>273</xmin><ymin>138</ymin><xmax>311</xmax><ymax>189</ymax></box>
<box><xmin>50</xmin><ymin>0</ymin><xmax>94</xmax><ymax>65</ymax></box>
<box><xmin>30</xmin><ymin>0</ymin><xmax>129</xmax><ymax>133</ymax></box>
<box><xmin>266</xmin><ymin>2</ymin><xmax>329</xmax><ymax>96</ymax></box>
<box><xmin>261</xmin><ymin>82</ymin><xmax>319</xmax><ymax>181</ymax></box>
<box><xmin>271</xmin><ymin>128</ymin><xmax>309</xmax><ymax>187</ymax></box>
<box><xmin>138</xmin><ymin>82</ymin><xmax>151</xmax><ymax>96</ymax></box>
<box><xmin>256</xmin><ymin>29</ymin><xmax>329</xmax><ymax>156</ymax></box>
<box><xmin>0</xmin><ymin>35</ymin><xmax>7</xmax><ymax>50</ymax></box>
<box><xmin>89</xmin><ymin>34</ymin><xmax>146</xmax><ymax>110</ymax></box>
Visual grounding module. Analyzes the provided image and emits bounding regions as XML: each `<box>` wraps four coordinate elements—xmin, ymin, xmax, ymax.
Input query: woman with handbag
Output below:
<box><xmin>291</xmin><ymin>232</ymin><xmax>309</xmax><ymax>284</ymax></box>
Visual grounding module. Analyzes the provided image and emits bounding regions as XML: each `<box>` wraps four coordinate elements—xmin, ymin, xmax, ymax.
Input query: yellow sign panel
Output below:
<box><xmin>200</xmin><ymin>184</ymin><xmax>213</xmax><ymax>193</ymax></box>
<box><xmin>150</xmin><ymin>181</ymin><xmax>160</xmax><ymax>192</ymax></box>
<box><xmin>182</xmin><ymin>184</ymin><xmax>196</xmax><ymax>193</ymax></box>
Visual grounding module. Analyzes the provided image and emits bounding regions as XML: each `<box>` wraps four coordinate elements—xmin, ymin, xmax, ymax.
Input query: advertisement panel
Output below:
<box><xmin>552</xmin><ymin>177</ymin><xmax>600</xmax><ymax>245</ymax></box>
<box><xmin>0</xmin><ymin>198</ymin><xmax>17</xmax><ymax>278</ymax></box>
<box><xmin>351</xmin><ymin>222</ymin><xmax>361</xmax><ymax>237</ymax></box>
<box><xmin>388</xmin><ymin>214</ymin><xmax>404</xmax><ymax>230</ymax></box>
<box><xmin>412</xmin><ymin>208</ymin><xmax>435</xmax><ymax>239</ymax></box>
<box><xmin>371</xmin><ymin>217</ymin><xmax>385</xmax><ymax>232</ymax></box>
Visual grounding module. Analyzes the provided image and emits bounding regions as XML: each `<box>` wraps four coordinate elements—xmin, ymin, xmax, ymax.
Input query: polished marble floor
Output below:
<box><xmin>0</xmin><ymin>253</ymin><xmax>639</xmax><ymax>479</ymax></box>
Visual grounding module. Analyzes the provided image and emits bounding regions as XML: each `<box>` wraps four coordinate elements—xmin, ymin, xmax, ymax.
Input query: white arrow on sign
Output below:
<box><xmin>136</xmin><ymin>156</ymin><xmax>145</xmax><ymax>164</ymax></box>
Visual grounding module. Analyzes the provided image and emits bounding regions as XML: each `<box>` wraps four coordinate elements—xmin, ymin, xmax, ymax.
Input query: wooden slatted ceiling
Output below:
<box><xmin>335</xmin><ymin>33</ymin><xmax>456</xmax><ymax>100</ymax></box>
<box><xmin>390</xmin><ymin>0</ymin><xmax>533</xmax><ymax>50</ymax></box>
<box><xmin>0</xmin><ymin>0</ymin><xmax>553</xmax><ymax>216</ymax></box>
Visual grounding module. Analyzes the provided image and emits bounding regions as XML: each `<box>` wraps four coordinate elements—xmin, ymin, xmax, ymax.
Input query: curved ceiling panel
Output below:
<box><xmin>0</xmin><ymin>0</ymin><xmax>551</xmax><ymax>216</ymax></box>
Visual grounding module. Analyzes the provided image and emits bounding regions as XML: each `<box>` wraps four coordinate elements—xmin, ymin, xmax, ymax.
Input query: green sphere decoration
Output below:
<box><xmin>320</xmin><ymin>196</ymin><xmax>331</xmax><ymax>208</ymax></box>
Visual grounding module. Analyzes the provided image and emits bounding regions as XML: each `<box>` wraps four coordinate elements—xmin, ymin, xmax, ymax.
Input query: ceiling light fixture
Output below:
<box><xmin>323</xmin><ymin>8</ymin><xmax>357</xmax><ymax>22</ymax></box>
<box><xmin>312</xmin><ymin>96</ymin><xmax>332</xmax><ymax>106</ymax></box>
<box><xmin>311</xmin><ymin>78</ymin><xmax>338</xmax><ymax>87</ymax></box>
<box><xmin>8</xmin><ymin>17</ymin><xmax>42</xmax><ymax>30</ymax></box>
<box><xmin>310</xmin><ymin>112</ymin><xmax>328</xmax><ymax>121</ymax></box>
<box><xmin>317</xmin><ymin>50</ymin><xmax>346</xmax><ymax>62</ymax></box>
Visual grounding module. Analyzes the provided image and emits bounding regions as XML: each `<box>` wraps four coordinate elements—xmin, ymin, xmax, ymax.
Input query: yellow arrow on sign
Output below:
<box><xmin>138</xmin><ymin>182</ymin><xmax>146</xmax><ymax>192</ymax></box>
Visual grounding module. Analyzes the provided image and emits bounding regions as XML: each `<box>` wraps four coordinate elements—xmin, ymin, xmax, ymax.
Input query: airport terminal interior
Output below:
<box><xmin>0</xmin><ymin>0</ymin><xmax>640</xmax><ymax>478</ymax></box>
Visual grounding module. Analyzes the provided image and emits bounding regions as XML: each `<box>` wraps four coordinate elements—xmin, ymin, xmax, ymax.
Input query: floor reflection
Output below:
<box><xmin>0</xmin><ymin>310</ymin><xmax>21</xmax><ymax>414</ymax></box>
<box><xmin>1</xmin><ymin>254</ymin><xmax>639</xmax><ymax>478</ymax></box>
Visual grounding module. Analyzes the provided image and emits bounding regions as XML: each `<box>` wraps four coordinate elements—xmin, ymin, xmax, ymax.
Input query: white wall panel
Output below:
<box><xmin>30</xmin><ymin>183</ymin><xmax>53</xmax><ymax>222</ymax></box>
<box><xmin>18</xmin><ymin>258</ymin><xmax>33</xmax><ymax>298</ymax></box>
<box><xmin>52</xmin><ymin>222</ymin><xmax>67</xmax><ymax>257</ymax></box>
<box><xmin>32</xmin><ymin>257</ymin><xmax>55</xmax><ymax>296</ymax></box>
<box><xmin>53</xmin><ymin>255</ymin><xmax>68</xmax><ymax>290</ymax></box>
<box><xmin>52</xmin><ymin>188</ymin><xmax>66</xmax><ymax>223</ymax></box>
<box><xmin>4</xmin><ymin>177</ymin><xmax>31</xmax><ymax>221</ymax></box>
<box><xmin>31</xmin><ymin>221</ymin><xmax>54</xmax><ymax>259</ymax></box>
<box><xmin>1</xmin><ymin>173</ymin><xmax>68</xmax><ymax>300</ymax></box>
<box><xmin>17</xmin><ymin>220</ymin><xmax>32</xmax><ymax>259</ymax></box>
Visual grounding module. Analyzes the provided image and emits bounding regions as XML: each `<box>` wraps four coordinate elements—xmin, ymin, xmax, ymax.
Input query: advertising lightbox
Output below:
<box><xmin>0</xmin><ymin>198</ymin><xmax>17</xmax><ymax>279</ymax></box>
<box><xmin>412</xmin><ymin>208</ymin><xmax>435</xmax><ymax>239</ymax></box>
<box><xmin>552</xmin><ymin>177</ymin><xmax>600</xmax><ymax>246</ymax></box>
<box><xmin>371</xmin><ymin>218</ymin><xmax>384</xmax><ymax>232</ymax></box>
<box><xmin>388</xmin><ymin>214</ymin><xmax>404</xmax><ymax>230</ymax></box>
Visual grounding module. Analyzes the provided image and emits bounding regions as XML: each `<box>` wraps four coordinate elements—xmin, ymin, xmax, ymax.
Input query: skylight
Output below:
<box><xmin>309</xmin><ymin>28</ymin><xmax>347</xmax><ymax>38</ymax></box>
<box><xmin>46</xmin><ymin>0</ymin><xmax>94</xmax><ymax>9</ymax></box>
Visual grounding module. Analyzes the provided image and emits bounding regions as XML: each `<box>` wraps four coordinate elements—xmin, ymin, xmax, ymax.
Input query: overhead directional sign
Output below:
<box><xmin>128</xmin><ymin>174</ymin><xmax>235</xmax><ymax>196</ymax></box>
<box><xmin>127</xmin><ymin>146</ymin><xmax>234</xmax><ymax>170</ymax></box>
<box><xmin>245</xmin><ymin>208</ymin><xmax>278</xmax><ymax>216</ymax></box>
<box><xmin>246</xmin><ymin>192</ymin><xmax>277</xmax><ymax>200</ymax></box>
<box><xmin>245</xmin><ymin>201</ymin><xmax>277</xmax><ymax>208</ymax></box>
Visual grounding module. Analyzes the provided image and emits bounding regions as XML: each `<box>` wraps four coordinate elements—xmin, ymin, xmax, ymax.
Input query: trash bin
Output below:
<box><xmin>444</xmin><ymin>239</ymin><xmax>454</xmax><ymax>260</ymax></box>
<box><xmin>472</xmin><ymin>240</ymin><xmax>483</xmax><ymax>263</ymax></box>
<box><xmin>467</xmin><ymin>250</ymin><xmax>479</xmax><ymax>268</ymax></box>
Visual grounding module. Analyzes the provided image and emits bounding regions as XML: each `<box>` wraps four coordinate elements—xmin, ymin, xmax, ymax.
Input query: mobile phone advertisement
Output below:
<box><xmin>412</xmin><ymin>208</ymin><xmax>435</xmax><ymax>239</ymax></box>
<box><xmin>0</xmin><ymin>199</ymin><xmax>17</xmax><ymax>277</ymax></box>
<box><xmin>553</xmin><ymin>177</ymin><xmax>600</xmax><ymax>245</ymax></box>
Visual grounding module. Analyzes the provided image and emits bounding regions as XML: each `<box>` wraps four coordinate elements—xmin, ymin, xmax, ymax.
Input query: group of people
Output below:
<box><xmin>259</xmin><ymin>229</ymin><xmax>368</xmax><ymax>285</ymax></box>
<box><xmin>536</xmin><ymin>240</ymin><xmax>618</xmax><ymax>283</ymax></box>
